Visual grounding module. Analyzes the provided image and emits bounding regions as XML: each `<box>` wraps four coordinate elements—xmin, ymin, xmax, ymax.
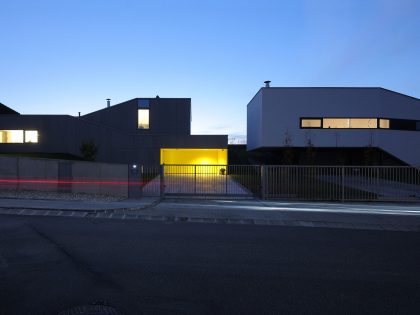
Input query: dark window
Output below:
<box><xmin>389</xmin><ymin>119</ymin><xmax>417</xmax><ymax>131</ymax></box>
<box><xmin>138</xmin><ymin>99</ymin><xmax>150</xmax><ymax>109</ymax></box>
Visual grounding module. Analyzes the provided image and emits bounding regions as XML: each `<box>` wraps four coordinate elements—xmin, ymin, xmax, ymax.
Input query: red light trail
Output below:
<box><xmin>0</xmin><ymin>179</ymin><xmax>144</xmax><ymax>186</ymax></box>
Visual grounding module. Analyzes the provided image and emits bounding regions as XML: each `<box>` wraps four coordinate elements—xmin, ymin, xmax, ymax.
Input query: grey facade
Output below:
<box><xmin>0</xmin><ymin>97</ymin><xmax>227</xmax><ymax>164</ymax></box>
<box><xmin>247</xmin><ymin>87</ymin><xmax>420</xmax><ymax>165</ymax></box>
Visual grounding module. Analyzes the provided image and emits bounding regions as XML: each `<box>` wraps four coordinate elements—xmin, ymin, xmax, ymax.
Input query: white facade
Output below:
<box><xmin>247</xmin><ymin>87</ymin><xmax>420</xmax><ymax>165</ymax></box>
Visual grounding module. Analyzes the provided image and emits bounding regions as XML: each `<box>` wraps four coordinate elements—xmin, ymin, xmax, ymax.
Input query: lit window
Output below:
<box><xmin>380</xmin><ymin>119</ymin><xmax>390</xmax><ymax>129</ymax></box>
<box><xmin>138</xmin><ymin>109</ymin><xmax>150</xmax><ymax>129</ymax></box>
<box><xmin>323</xmin><ymin>118</ymin><xmax>377</xmax><ymax>129</ymax></box>
<box><xmin>137</xmin><ymin>99</ymin><xmax>150</xmax><ymax>129</ymax></box>
<box><xmin>301</xmin><ymin>119</ymin><xmax>321</xmax><ymax>128</ymax></box>
<box><xmin>348</xmin><ymin>118</ymin><xmax>377</xmax><ymax>128</ymax></box>
<box><xmin>323</xmin><ymin>118</ymin><xmax>350</xmax><ymax>128</ymax></box>
<box><xmin>25</xmin><ymin>130</ymin><xmax>38</xmax><ymax>143</ymax></box>
<box><xmin>0</xmin><ymin>130</ymin><xmax>24</xmax><ymax>143</ymax></box>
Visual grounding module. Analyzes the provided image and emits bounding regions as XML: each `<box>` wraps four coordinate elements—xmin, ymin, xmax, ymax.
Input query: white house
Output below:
<box><xmin>247</xmin><ymin>85</ymin><xmax>420</xmax><ymax>165</ymax></box>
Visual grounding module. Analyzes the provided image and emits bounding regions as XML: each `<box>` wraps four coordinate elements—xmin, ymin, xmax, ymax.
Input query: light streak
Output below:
<box><xmin>0</xmin><ymin>179</ymin><xmax>145</xmax><ymax>186</ymax></box>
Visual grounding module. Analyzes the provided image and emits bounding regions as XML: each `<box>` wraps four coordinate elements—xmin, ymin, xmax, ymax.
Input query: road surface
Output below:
<box><xmin>0</xmin><ymin>213</ymin><xmax>419</xmax><ymax>314</ymax></box>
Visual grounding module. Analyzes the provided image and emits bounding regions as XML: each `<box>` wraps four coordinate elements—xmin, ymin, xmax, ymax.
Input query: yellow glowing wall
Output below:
<box><xmin>160</xmin><ymin>148</ymin><xmax>227</xmax><ymax>165</ymax></box>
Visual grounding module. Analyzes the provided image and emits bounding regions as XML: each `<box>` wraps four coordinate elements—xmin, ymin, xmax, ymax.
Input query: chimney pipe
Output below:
<box><xmin>106</xmin><ymin>98</ymin><xmax>111</xmax><ymax>108</ymax></box>
<box><xmin>264</xmin><ymin>80</ymin><xmax>271</xmax><ymax>88</ymax></box>
<box><xmin>78</xmin><ymin>112</ymin><xmax>81</xmax><ymax>117</ymax></box>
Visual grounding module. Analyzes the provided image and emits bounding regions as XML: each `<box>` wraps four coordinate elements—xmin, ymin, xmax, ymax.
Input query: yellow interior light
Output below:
<box><xmin>160</xmin><ymin>148</ymin><xmax>228</xmax><ymax>174</ymax></box>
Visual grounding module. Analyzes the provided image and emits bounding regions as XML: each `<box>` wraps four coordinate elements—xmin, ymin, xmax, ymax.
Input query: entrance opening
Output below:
<box><xmin>160</xmin><ymin>148</ymin><xmax>227</xmax><ymax>174</ymax></box>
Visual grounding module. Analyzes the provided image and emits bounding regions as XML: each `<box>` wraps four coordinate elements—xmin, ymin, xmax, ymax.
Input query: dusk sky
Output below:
<box><xmin>1</xmin><ymin>0</ymin><xmax>419</xmax><ymax>142</ymax></box>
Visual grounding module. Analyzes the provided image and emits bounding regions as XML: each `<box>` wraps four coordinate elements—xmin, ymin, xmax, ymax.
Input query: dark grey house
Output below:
<box><xmin>0</xmin><ymin>98</ymin><xmax>228</xmax><ymax>165</ymax></box>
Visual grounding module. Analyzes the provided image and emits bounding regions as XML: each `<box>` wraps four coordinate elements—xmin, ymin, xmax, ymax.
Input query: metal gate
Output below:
<box><xmin>140</xmin><ymin>165</ymin><xmax>256</xmax><ymax>198</ymax></box>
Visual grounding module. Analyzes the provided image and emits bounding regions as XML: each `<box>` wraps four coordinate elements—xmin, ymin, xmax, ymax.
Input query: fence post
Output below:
<box><xmin>225</xmin><ymin>165</ymin><xmax>228</xmax><ymax>195</ymax></box>
<box><xmin>139</xmin><ymin>165</ymin><xmax>144</xmax><ymax>198</ymax></box>
<box><xmin>341</xmin><ymin>166</ymin><xmax>345</xmax><ymax>201</ymax></box>
<box><xmin>260</xmin><ymin>165</ymin><xmax>266</xmax><ymax>199</ymax></box>
<box><xmin>160</xmin><ymin>164</ymin><xmax>165</xmax><ymax>198</ymax></box>
<box><xmin>194</xmin><ymin>165</ymin><xmax>197</xmax><ymax>195</ymax></box>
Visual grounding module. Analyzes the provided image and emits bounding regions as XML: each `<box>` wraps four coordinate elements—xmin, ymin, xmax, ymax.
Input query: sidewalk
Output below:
<box><xmin>0</xmin><ymin>196</ymin><xmax>160</xmax><ymax>211</ymax></box>
<box><xmin>1</xmin><ymin>196</ymin><xmax>420</xmax><ymax>232</ymax></box>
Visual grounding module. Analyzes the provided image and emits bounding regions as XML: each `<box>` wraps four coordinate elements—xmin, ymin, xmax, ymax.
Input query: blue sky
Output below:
<box><xmin>1</xmin><ymin>0</ymin><xmax>419</xmax><ymax>142</ymax></box>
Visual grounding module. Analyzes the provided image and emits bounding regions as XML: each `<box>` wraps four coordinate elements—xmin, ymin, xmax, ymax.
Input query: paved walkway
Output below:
<box><xmin>322</xmin><ymin>175</ymin><xmax>420</xmax><ymax>199</ymax></box>
<box><xmin>0</xmin><ymin>197</ymin><xmax>160</xmax><ymax>211</ymax></box>
<box><xmin>143</xmin><ymin>174</ymin><xmax>252</xmax><ymax>195</ymax></box>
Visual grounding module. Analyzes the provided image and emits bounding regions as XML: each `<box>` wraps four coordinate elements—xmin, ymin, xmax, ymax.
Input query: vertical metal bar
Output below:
<box><xmin>261</xmin><ymin>165</ymin><xmax>266</xmax><ymax>199</ymax></box>
<box><xmin>341</xmin><ymin>166</ymin><xmax>345</xmax><ymax>201</ymax></box>
<box><xmin>377</xmin><ymin>166</ymin><xmax>380</xmax><ymax>201</ymax></box>
<box><xmin>194</xmin><ymin>165</ymin><xmax>196</xmax><ymax>195</ymax></box>
<box><xmin>225</xmin><ymin>164</ymin><xmax>228</xmax><ymax>195</ymax></box>
<box><xmin>160</xmin><ymin>164</ymin><xmax>165</xmax><ymax>198</ymax></box>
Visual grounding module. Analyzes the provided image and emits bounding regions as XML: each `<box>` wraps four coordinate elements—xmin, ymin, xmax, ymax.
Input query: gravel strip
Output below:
<box><xmin>0</xmin><ymin>190</ymin><xmax>124</xmax><ymax>202</ymax></box>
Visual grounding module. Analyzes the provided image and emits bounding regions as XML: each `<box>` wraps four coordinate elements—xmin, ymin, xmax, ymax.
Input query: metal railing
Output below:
<box><xmin>263</xmin><ymin>165</ymin><xmax>420</xmax><ymax>201</ymax></box>
<box><xmin>138</xmin><ymin>165</ymin><xmax>420</xmax><ymax>201</ymax></box>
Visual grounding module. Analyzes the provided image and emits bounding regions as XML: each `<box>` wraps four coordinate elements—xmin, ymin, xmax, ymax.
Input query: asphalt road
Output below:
<box><xmin>0</xmin><ymin>214</ymin><xmax>420</xmax><ymax>315</ymax></box>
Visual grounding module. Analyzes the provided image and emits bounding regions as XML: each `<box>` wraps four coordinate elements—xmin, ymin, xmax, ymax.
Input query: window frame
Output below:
<box><xmin>0</xmin><ymin>129</ymin><xmax>39</xmax><ymax>144</ymax></box>
<box><xmin>0</xmin><ymin>130</ymin><xmax>24</xmax><ymax>144</ymax></box>
<box><xmin>301</xmin><ymin>117</ymin><xmax>380</xmax><ymax>130</ymax></box>
<box><xmin>378</xmin><ymin>118</ymin><xmax>390</xmax><ymax>129</ymax></box>
<box><xmin>137</xmin><ymin>99</ymin><xmax>150</xmax><ymax>130</ymax></box>
<box><xmin>24</xmin><ymin>130</ymin><xmax>39</xmax><ymax>143</ymax></box>
<box><xmin>137</xmin><ymin>108</ymin><xmax>150</xmax><ymax>130</ymax></box>
<box><xmin>300</xmin><ymin>117</ymin><xmax>323</xmax><ymax>129</ymax></box>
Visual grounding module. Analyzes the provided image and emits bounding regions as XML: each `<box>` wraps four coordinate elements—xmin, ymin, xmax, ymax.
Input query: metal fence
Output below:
<box><xmin>262</xmin><ymin>165</ymin><xmax>420</xmax><ymax>201</ymax></box>
<box><xmin>140</xmin><ymin>165</ymin><xmax>420</xmax><ymax>201</ymax></box>
<box><xmin>3</xmin><ymin>158</ymin><xmax>418</xmax><ymax>201</ymax></box>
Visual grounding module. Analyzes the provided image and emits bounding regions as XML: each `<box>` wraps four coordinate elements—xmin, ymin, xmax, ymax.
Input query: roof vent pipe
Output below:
<box><xmin>106</xmin><ymin>99</ymin><xmax>111</xmax><ymax>108</ymax></box>
<box><xmin>264</xmin><ymin>80</ymin><xmax>271</xmax><ymax>88</ymax></box>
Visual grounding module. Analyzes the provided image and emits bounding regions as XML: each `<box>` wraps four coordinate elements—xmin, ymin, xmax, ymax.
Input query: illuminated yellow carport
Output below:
<box><xmin>160</xmin><ymin>148</ymin><xmax>227</xmax><ymax>165</ymax></box>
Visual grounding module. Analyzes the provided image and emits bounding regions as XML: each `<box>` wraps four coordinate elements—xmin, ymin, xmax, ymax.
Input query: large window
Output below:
<box><xmin>0</xmin><ymin>130</ymin><xmax>39</xmax><ymax>143</ymax></box>
<box><xmin>323</xmin><ymin>118</ymin><xmax>377</xmax><ymax>129</ymax></box>
<box><xmin>301</xmin><ymin>119</ymin><xmax>322</xmax><ymax>128</ymax></box>
<box><xmin>138</xmin><ymin>109</ymin><xmax>149</xmax><ymax>129</ymax></box>
<box><xmin>0</xmin><ymin>130</ymin><xmax>24</xmax><ymax>143</ymax></box>
<box><xmin>137</xmin><ymin>99</ymin><xmax>150</xmax><ymax>129</ymax></box>
<box><xmin>24</xmin><ymin>130</ymin><xmax>39</xmax><ymax>143</ymax></box>
<box><xmin>301</xmin><ymin>117</ymin><xmax>420</xmax><ymax>131</ymax></box>
<box><xmin>301</xmin><ymin>118</ymin><xmax>378</xmax><ymax>129</ymax></box>
<box><xmin>379</xmin><ymin>119</ymin><xmax>390</xmax><ymax>129</ymax></box>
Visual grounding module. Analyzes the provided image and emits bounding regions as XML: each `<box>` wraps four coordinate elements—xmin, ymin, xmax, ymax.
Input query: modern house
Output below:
<box><xmin>0</xmin><ymin>98</ymin><xmax>228</xmax><ymax>165</ymax></box>
<box><xmin>247</xmin><ymin>84</ymin><xmax>420</xmax><ymax>165</ymax></box>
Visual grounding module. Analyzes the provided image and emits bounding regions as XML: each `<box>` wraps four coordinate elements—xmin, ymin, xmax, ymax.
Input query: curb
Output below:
<box><xmin>1</xmin><ymin>207</ymin><xmax>420</xmax><ymax>232</ymax></box>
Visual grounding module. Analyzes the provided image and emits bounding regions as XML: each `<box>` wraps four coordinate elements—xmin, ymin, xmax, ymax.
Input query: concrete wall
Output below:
<box><xmin>71</xmin><ymin>161</ymin><xmax>128</xmax><ymax>196</ymax></box>
<box><xmin>0</xmin><ymin>157</ymin><xmax>129</xmax><ymax>197</ymax></box>
<box><xmin>247</xmin><ymin>87</ymin><xmax>420</xmax><ymax>165</ymax></box>
<box><xmin>0</xmin><ymin>157</ymin><xmax>19</xmax><ymax>190</ymax></box>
